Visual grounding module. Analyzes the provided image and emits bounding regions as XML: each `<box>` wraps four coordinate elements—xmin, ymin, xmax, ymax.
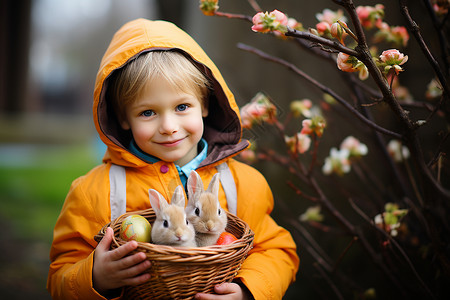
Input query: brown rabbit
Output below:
<box><xmin>186</xmin><ymin>170</ymin><xmax>227</xmax><ymax>247</ymax></box>
<box><xmin>149</xmin><ymin>186</ymin><xmax>196</xmax><ymax>247</ymax></box>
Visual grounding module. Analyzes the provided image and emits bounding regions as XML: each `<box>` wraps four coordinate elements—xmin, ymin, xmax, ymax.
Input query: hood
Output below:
<box><xmin>93</xmin><ymin>19</ymin><xmax>248</xmax><ymax>168</ymax></box>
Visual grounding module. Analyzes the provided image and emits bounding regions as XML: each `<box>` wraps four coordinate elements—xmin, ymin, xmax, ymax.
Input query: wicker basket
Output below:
<box><xmin>94</xmin><ymin>208</ymin><xmax>254</xmax><ymax>299</ymax></box>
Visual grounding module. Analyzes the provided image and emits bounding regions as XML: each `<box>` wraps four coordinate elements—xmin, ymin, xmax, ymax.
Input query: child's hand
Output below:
<box><xmin>195</xmin><ymin>282</ymin><xmax>252</xmax><ymax>300</ymax></box>
<box><xmin>93</xmin><ymin>227</ymin><xmax>151</xmax><ymax>295</ymax></box>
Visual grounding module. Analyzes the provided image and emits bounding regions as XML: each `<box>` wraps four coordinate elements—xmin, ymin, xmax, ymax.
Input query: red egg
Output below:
<box><xmin>216</xmin><ymin>232</ymin><xmax>238</xmax><ymax>245</ymax></box>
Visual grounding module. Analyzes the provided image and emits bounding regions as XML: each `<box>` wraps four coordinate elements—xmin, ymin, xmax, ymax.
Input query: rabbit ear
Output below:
<box><xmin>187</xmin><ymin>170</ymin><xmax>203</xmax><ymax>202</ymax></box>
<box><xmin>149</xmin><ymin>189</ymin><xmax>168</xmax><ymax>216</ymax></box>
<box><xmin>206</xmin><ymin>173</ymin><xmax>220</xmax><ymax>197</ymax></box>
<box><xmin>171</xmin><ymin>186</ymin><xmax>186</xmax><ymax>208</ymax></box>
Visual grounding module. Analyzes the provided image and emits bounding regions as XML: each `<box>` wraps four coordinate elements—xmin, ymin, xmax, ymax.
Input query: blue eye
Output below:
<box><xmin>177</xmin><ymin>104</ymin><xmax>188</xmax><ymax>112</ymax></box>
<box><xmin>141</xmin><ymin>110</ymin><xmax>155</xmax><ymax>117</ymax></box>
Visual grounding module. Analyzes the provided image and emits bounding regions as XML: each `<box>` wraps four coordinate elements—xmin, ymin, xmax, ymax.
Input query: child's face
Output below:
<box><xmin>121</xmin><ymin>78</ymin><xmax>208</xmax><ymax>166</ymax></box>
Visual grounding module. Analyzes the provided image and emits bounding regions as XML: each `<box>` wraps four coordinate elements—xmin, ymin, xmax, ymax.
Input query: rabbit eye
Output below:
<box><xmin>195</xmin><ymin>207</ymin><xmax>200</xmax><ymax>216</ymax></box>
<box><xmin>218</xmin><ymin>209</ymin><xmax>221</xmax><ymax>215</ymax></box>
<box><xmin>163</xmin><ymin>220</ymin><xmax>168</xmax><ymax>228</ymax></box>
<box><xmin>186</xmin><ymin>219</ymin><xmax>189</xmax><ymax>225</ymax></box>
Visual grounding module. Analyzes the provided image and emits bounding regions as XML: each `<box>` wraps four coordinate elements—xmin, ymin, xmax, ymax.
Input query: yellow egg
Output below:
<box><xmin>119</xmin><ymin>215</ymin><xmax>152</xmax><ymax>242</ymax></box>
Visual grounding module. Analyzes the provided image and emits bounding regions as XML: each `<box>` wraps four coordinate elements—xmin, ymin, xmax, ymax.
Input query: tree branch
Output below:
<box><xmin>237</xmin><ymin>43</ymin><xmax>403</xmax><ymax>139</ymax></box>
<box><xmin>399</xmin><ymin>0</ymin><xmax>450</xmax><ymax>104</ymax></box>
<box><xmin>285</xmin><ymin>28</ymin><xmax>359</xmax><ymax>57</ymax></box>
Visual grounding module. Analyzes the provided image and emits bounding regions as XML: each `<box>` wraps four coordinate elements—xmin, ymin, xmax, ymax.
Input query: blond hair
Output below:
<box><xmin>108</xmin><ymin>50</ymin><xmax>211</xmax><ymax>121</ymax></box>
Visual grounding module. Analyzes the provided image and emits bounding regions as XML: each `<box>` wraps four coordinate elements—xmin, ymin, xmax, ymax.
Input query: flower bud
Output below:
<box><xmin>290</xmin><ymin>99</ymin><xmax>312</xmax><ymax>118</ymax></box>
<box><xmin>251</xmin><ymin>10</ymin><xmax>288</xmax><ymax>34</ymax></box>
<box><xmin>340</xmin><ymin>136</ymin><xmax>368</xmax><ymax>157</ymax></box>
<box><xmin>240</xmin><ymin>92</ymin><xmax>277</xmax><ymax>129</ymax></box>
<box><xmin>301</xmin><ymin>116</ymin><xmax>326</xmax><ymax>137</ymax></box>
<box><xmin>199</xmin><ymin>0</ymin><xmax>219</xmax><ymax>16</ymax></box>
<box><xmin>285</xmin><ymin>133</ymin><xmax>311</xmax><ymax>154</ymax></box>
<box><xmin>299</xmin><ymin>206</ymin><xmax>324</xmax><ymax>222</ymax></box>
<box><xmin>330</xmin><ymin>21</ymin><xmax>348</xmax><ymax>44</ymax></box>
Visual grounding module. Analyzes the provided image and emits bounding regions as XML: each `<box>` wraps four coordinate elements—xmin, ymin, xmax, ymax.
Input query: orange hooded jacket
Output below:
<box><xmin>47</xmin><ymin>19</ymin><xmax>299</xmax><ymax>300</ymax></box>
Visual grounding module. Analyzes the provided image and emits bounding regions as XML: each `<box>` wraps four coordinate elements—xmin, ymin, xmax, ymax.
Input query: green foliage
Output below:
<box><xmin>0</xmin><ymin>144</ymin><xmax>98</xmax><ymax>242</ymax></box>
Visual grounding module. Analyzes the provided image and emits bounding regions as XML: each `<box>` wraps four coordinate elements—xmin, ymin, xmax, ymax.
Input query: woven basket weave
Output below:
<box><xmin>94</xmin><ymin>208</ymin><xmax>254</xmax><ymax>299</ymax></box>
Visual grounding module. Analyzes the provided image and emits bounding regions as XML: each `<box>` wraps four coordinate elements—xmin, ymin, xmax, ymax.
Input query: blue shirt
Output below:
<box><xmin>129</xmin><ymin>138</ymin><xmax>208</xmax><ymax>187</ymax></box>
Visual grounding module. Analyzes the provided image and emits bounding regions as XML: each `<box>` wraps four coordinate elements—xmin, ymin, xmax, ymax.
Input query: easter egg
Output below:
<box><xmin>216</xmin><ymin>232</ymin><xmax>238</xmax><ymax>245</ymax></box>
<box><xmin>119</xmin><ymin>215</ymin><xmax>152</xmax><ymax>242</ymax></box>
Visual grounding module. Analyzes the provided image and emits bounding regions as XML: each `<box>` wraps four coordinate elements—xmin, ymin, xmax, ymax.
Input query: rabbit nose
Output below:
<box><xmin>175</xmin><ymin>228</ymin><xmax>183</xmax><ymax>238</ymax></box>
<box><xmin>206</xmin><ymin>220</ymin><xmax>214</xmax><ymax>231</ymax></box>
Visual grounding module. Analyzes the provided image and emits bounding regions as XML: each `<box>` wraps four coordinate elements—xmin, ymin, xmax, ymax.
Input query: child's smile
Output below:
<box><xmin>121</xmin><ymin>78</ymin><xmax>208</xmax><ymax>166</ymax></box>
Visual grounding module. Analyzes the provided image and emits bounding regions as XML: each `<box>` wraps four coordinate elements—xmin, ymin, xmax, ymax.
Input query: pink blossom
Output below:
<box><xmin>433</xmin><ymin>2</ymin><xmax>449</xmax><ymax>16</ymax></box>
<box><xmin>356</xmin><ymin>5</ymin><xmax>385</xmax><ymax>29</ymax></box>
<box><xmin>374</xmin><ymin>24</ymin><xmax>409</xmax><ymax>47</ymax></box>
<box><xmin>251</xmin><ymin>10</ymin><xmax>288</xmax><ymax>34</ymax></box>
<box><xmin>337</xmin><ymin>53</ymin><xmax>369</xmax><ymax>80</ymax></box>
<box><xmin>290</xmin><ymin>99</ymin><xmax>313</xmax><ymax>118</ymax></box>
<box><xmin>391</xmin><ymin>26</ymin><xmax>409</xmax><ymax>47</ymax></box>
<box><xmin>240</xmin><ymin>93</ymin><xmax>277</xmax><ymax>129</ymax></box>
<box><xmin>301</xmin><ymin>117</ymin><xmax>326</xmax><ymax>137</ymax></box>
<box><xmin>316</xmin><ymin>21</ymin><xmax>331</xmax><ymax>36</ymax></box>
<box><xmin>252</xmin><ymin>12</ymin><xmax>269</xmax><ymax>33</ymax></box>
<box><xmin>315</xmin><ymin>8</ymin><xmax>347</xmax><ymax>24</ymax></box>
<box><xmin>379</xmin><ymin>49</ymin><xmax>408</xmax><ymax>75</ymax></box>
<box><xmin>337</xmin><ymin>53</ymin><xmax>357</xmax><ymax>72</ymax></box>
<box><xmin>285</xmin><ymin>133</ymin><xmax>311</xmax><ymax>154</ymax></box>
<box><xmin>287</xmin><ymin>17</ymin><xmax>304</xmax><ymax>31</ymax></box>
<box><xmin>340</xmin><ymin>136</ymin><xmax>368</xmax><ymax>157</ymax></box>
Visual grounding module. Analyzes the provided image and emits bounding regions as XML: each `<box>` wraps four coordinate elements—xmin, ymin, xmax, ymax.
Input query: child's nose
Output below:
<box><xmin>159</xmin><ymin>114</ymin><xmax>178</xmax><ymax>135</ymax></box>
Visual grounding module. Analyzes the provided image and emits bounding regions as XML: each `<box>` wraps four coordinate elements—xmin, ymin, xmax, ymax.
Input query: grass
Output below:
<box><xmin>0</xmin><ymin>143</ymin><xmax>100</xmax><ymax>243</ymax></box>
<box><xmin>0</xmin><ymin>142</ymin><xmax>101</xmax><ymax>299</ymax></box>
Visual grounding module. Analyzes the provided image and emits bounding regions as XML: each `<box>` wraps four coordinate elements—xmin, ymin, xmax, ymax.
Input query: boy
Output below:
<box><xmin>47</xmin><ymin>19</ymin><xmax>299</xmax><ymax>300</ymax></box>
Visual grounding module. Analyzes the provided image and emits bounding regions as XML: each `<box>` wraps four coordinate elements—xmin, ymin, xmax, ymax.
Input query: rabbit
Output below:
<box><xmin>148</xmin><ymin>185</ymin><xmax>197</xmax><ymax>247</ymax></box>
<box><xmin>186</xmin><ymin>170</ymin><xmax>228</xmax><ymax>247</ymax></box>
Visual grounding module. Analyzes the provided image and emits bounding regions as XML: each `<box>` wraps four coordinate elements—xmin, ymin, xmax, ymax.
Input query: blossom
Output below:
<box><xmin>299</xmin><ymin>206</ymin><xmax>324</xmax><ymax>222</ymax></box>
<box><xmin>322</xmin><ymin>148</ymin><xmax>351</xmax><ymax>176</ymax></box>
<box><xmin>316</xmin><ymin>21</ymin><xmax>331</xmax><ymax>36</ymax></box>
<box><xmin>390</xmin><ymin>26</ymin><xmax>409</xmax><ymax>47</ymax></box>
<box><xmin>425</xmin><ymin>78</ymin><xmax>443</xmax><ymax>100</ymax></box>
<box><xmin>387</xmin><ymin>140</ymin><xmax>410</xmax><ymax>162</ymax></box>
<box><xmin>290</xmin><ymin>99</ymin><xmax>312</xmax><ymax>118</ymax></box>
<box><xmin>287</xmin><ymin>17</ymin><xmax>304</xmax><ymax>31</ymax></box>
<box><xmin>356</xmin><ymin>4</ymin><xmax>385</xmax><ymax>29</ymax></box>
<box><xmin>330</xmin><ymin>21</ymin><xmax>348</xmax><ymax>44</ymax></box>
<box><xmin>251</xmin><ymin>10</ymin><xmax>288</xmax><ymax>34</ymax></box>
<box><xmin>240</xmin><ymin>92</ymin><xmax>277</xmax><ymax>129</ymax></box>
<box><xmin>374</xmin><ymin>23</ymin><xmax>409</xmax><ymax>48</ymax></box>
<box><xmin>301</xmin><ymin>116</ymin><xmax>326</xmax><ymax>137</ymax></box>
<box><xmin>285</xmin><ymin>133</ymin><xmax>311</xmax><ymax>154</ymax></box>
<box><xmin>340</xmin><ymin>136</ymin><xmax>368</xmax><ymax>157</ymax></box>
<box><xmin>379</xmin><ymin>49</ymin><xmax>408</xmax><ymax>75</ymax></box>
<box><xmin>336</xmin><ymin>52</ymin><xmax>369</xmax><ymax>80</ymax></box>
<box><xmin>433</xmin><ymin>1</ymin><xmax>449</xmax><ymax>16</ymax></box>
<box><xmin>315</xmin><ymin>8</ymin><xmax>347</xmax><ymax>24</ymax></box>
<box><xmin>374</xmin><ymin>202</ymin><xmax>408</xmax><ymax>237</ymax></box>
<box><xmin>199</xmin><ymin>0</ymin><xmax>219</xmax><ymax>16</ymax></box>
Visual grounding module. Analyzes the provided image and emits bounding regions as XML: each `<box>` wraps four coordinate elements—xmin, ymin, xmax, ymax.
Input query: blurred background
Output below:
<box><xmin>0</xmin><ymin>0</ymin><xmax>439</xmax><ymax>299</ymax></box>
